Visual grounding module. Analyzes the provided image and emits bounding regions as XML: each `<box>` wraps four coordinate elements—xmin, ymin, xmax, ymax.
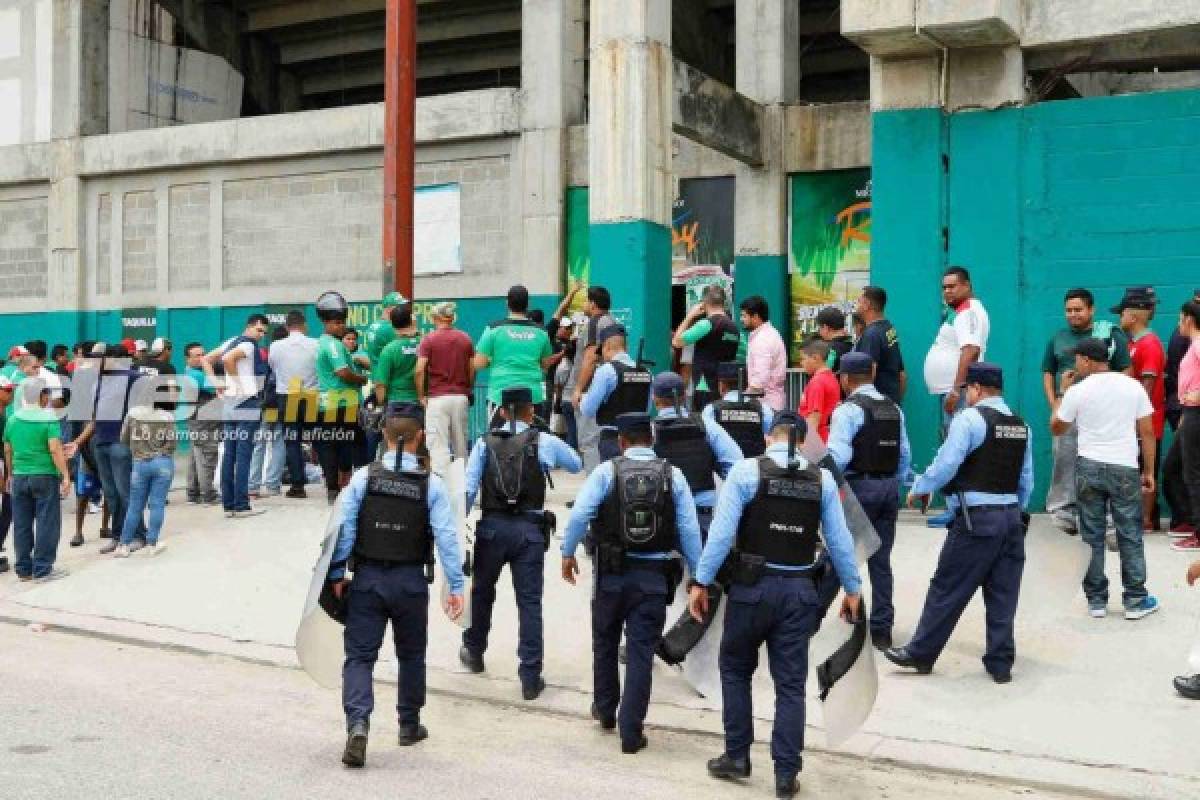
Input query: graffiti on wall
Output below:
<box><xmin>789</xmin><ymin>170</ymin><xmax>872</xmax><ymax>360</ymax></box>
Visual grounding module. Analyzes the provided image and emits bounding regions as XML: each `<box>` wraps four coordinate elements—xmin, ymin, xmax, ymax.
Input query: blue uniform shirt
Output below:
<box><xmin>331</xmin><ymin>450</ymin><xmax>466</xmax><ymax>593</ymax></box>
<box><xmin>653</xmin><ymin>405</ymin><xmax>743</xmax><ymax>509</ymax></box>
<box><xmin>701</xmin><ymin>390</ymin><xmax>775</xmax><ymax>434</ymax></box>
<box><xmin>561</xmin><ymin>446</ymin><xmax>703</xmax><ymax>574</ymax></box>
<box><xmin>911</xmin><ymin>396</ymin><xmax>1034</xmax><ymax>511</ymax></box>
<box><xmin>827</xmin><ymin>384</ymin><xmax>912</xmax><ymax>480</ymax></box>
<box><xmin>695</xmin><ymin>443</ymin><xmax>863</xmax><ymax>594</ymax></box>
<box><xmin>464</xmin><ymin>419</ymin><xmax>583</xmax><ymax>510</ymax></box>
<box><xmin>579</xmin><ymin>352</ymin><xmax>639</xmax><ymax>428</ymax></box>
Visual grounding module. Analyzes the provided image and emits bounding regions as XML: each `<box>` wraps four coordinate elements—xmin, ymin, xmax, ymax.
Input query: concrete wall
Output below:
<box><xmin>0</xmin><ymin>190</ymin><xmax>47</xmax><ymax>297</ymax></box>
<box><xmin>0</xmin><ymin>0</ymin><xmax>54</xmax><ymax>145</ymax></box>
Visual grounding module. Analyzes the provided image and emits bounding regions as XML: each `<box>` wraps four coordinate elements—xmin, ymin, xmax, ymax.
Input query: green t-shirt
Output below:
<box><xmin>1041</xmin><ymin>321</ymin><xmax>1132</xmax><ymax>395</ymax></box>
<box><xmin>316</xmin><ymin>333</ymin><xmax>359</xmax><ymax>410</ymax></box>
<box><xmin>372</xmin><ymin>333</ymin><xmax>422</xmax><ymax>402</ymax></box>
<box><xmin>477</xmin><ymin>318</ymin><xmax>552</xmax><ymax>404</ymax></box>
<box><xmin>680</xmin><ymin>318</ymin><xmax>713</xmax><ymax>346</ymax></box>
<box><xmin>365</xmin><ymin>318</ymin><xmax>395</xmax><ymax>362</ymax></box>
<box><xmin>4</xmin><ymin>406</ymin><xmax>61</xmax><ymax>476</ymax></box>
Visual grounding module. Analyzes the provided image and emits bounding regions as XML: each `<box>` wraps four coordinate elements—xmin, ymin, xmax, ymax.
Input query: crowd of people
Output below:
<box><xmin>1</xmin><ymin>269</ymin><xmax>1198</xmax><ymax>795</ymax></box>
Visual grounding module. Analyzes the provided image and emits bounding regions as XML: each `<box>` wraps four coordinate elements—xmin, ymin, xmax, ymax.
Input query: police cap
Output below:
<box><xmin>596</xmin><ymin>324</ymin><xmax>627</xmax><ymax>346</ymax></box>
<box><xmin>500</xmin><ymin>386</ymin><xmax>533</xmax><ymax>406</ymax></box>
<box><xmin>965</xmin><ymin>361</ymin><xmax>1004</xmax><ymax>389</ymax></box>
<box><xmin>651</xmin><ymin>371</ymin><xmax>686</xmax><ymax>399</ymax></box>
<box><xmin>616</xmin><ymin>412</ymin><xmax>653</xmax><ymax>436</ymax></box>
<box><xmin>386</xmin><ymin>402</ymin><xmax>425</xmax><ymax>424</ymax></box>
<box><xmin>768</xmin><ymin>410</ymin><xmax>807</xmax><ymax>438</ymax></box>
<box><xmin>838</xmin><ymin>352</ymin><xmax>874</xmax><ymax>375</ymax></box>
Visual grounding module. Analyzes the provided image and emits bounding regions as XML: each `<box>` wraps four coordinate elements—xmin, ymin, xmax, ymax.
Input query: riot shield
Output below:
<box><xmin>437</xmin><ymin>457</ymin><xmax>473</xmax><ymax>630</ymax></box>
<box><xmin>296</xmin><ymin>500</ymin><xmax>348</xmax><ymax>689</ymax></box>
<box><xmin>816</xmin><ymin>610</ymin><xmax>878</xmax><ymax>748</ymax></box>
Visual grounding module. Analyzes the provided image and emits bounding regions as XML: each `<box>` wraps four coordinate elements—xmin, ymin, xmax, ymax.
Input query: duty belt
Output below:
<box><xmin>958</xmin><ymin>503</ymin><xmax>1018</xmax><ymax>513</ymax></box>
<box><xmin>354</xmin><ymin>556</ymin><xmax>425</xmax><ymax>569</ymax></box>
<box><xmin>623</xmin><ymin>556</ymin><xmax>676</xmax><ymax>573</ymax></box>
<box><xmin>763</xmin><ymin>565</ymin><xmax>815</xmax><ymax>578</ymax></box>
<box><xmin>481</xmin><ymin>509</ymin><xmax>544</xmax><ymax>524</ymax></box>
<box><xmin>847</xmin><ymin>472</ymin><xmax>894</xmax><ymax>481</ymax></box>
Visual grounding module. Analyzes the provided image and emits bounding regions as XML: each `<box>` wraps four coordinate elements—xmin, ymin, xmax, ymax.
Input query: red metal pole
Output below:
<box><xmin>383</xmin><ymin>0</ymin><xmax>416</xmax><ymax>298</ymax></box>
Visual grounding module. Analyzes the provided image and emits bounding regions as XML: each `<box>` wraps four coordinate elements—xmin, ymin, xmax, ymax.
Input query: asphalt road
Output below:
<box><xmin>0</xmin><ymin>622</ymin><xmax>1087</xmax><ymax>800</ymax></box>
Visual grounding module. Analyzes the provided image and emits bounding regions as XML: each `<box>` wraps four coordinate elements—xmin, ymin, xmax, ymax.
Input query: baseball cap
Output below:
<box><xmin>651</xmin><ymin>371</ymin><xmax>686</xmax><ymax>399</ymax></box>
<box><xmin>7</xmin><ymin>345</ymin><xmax>28</xmax><ymax>360</ymax></box>
<box><xmin>965</xmin><ymin>361</ymin><xmax>1004</xmax><ymax>389</ymax></box>
<box><xmin>1110</xmin><ymin>286</ymin><xmax>1157</xmax><ymax>313</ymax></box>
<box><xmin>1071</xmin><ymin>337</ymin><xmax>1109</xmax><ymax>363</ymax></box>
<box><xmin>838</xmin><ymin>352</ymin><xmax>874</xmax><ymax>375</ymax></box>
<box><xmin>596</xmin><ymin>324</ymin><xmax>627</xmax><ymax>346</ymax></box>
<box><xmin>615</xmin><ymin>412</ymin><xmax>653</xmax><ymax>437</ymax></box>
<box><xmin>382</xmin><ymin>291</ymin><xmax>408</xmax><ymax>307</ymax></box>
<box><xmin>134</xmin><ymin>339</ymin><xmax>148</xmax><ymax>353</ymax></box>
<box><xmin>150</xmin><ymin>337</ymin><xmax>170</xmax><ymax>355</ymax></box>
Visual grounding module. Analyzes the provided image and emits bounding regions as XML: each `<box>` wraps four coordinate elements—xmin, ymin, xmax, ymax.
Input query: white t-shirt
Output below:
<box><xmin>220</xmin><ymin>337</ymin><xmax>258</xmax><ymax>399</ymax></box>
<box><xmin>923</xmin><ymin>297</ymin><xmax>990</xmax><ymax>395</ymax></box>
<box><xmin>1055</xmin><ymin>371</ymin><xmax>1153</xmax><ymax>469</ymax></box>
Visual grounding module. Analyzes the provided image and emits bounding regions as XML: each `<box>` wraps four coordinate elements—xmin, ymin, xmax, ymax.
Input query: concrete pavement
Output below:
<box><xmin>1</xmin><ymin>468</ymin><xmax>1197</xmax><ymax>799</ymax></box>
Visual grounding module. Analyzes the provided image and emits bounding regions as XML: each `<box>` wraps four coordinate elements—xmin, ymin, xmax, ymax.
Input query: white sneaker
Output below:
<box><xmin>144</xmin><ymin>542</ymin><xmax>168</xmax><ymax>557</ymax></box>
<box><xmin>113</xmin><ymin>544</ymin><xmax>131</xmax><ymax>558</ymax></box>
<box><xmin>232</xmin><ymin>508</ymin><xmax>266</xmax><ymax>518</ymax></box>
<box><xmin>1088</xmin><ymin>604</ymin><xmax>1107</xmax><ymax>619</ymax></box>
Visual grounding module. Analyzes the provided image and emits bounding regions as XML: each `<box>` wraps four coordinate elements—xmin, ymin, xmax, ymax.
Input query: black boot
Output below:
<box><xmin>870</xmin><ymin>629</ymin><xmax>892</xmax><ymax>651</ymax></box>
<box><xmin>706</xmin><ymin>753</ymin><xmax>751</xmax><ymax>780</ymax></box>
<box><xmin>398</xmin><ymin>723</ymin><xmax>428</xmax><ymax>746</ymax></box>
<box><xmin>590</xmin><ymin>703</ymin><xmax>615</xmax><ymax>731</ymax></box>
<box><xmin>522</xmin><ymin>676</ymin><xmax>546</xmax><ymax>701</ymax></box>
<box><xmin>1174</xmin><ymin>674</ymin><xmax>1200</xmax><ymax>700</ymax></box>
<box><xmin>458</xmin><ymin>645</ymin><xmax>484</xmax><ymax>674</ymax></box>
<box><xmin>621</xmin><ymin>734</ymin><xmax>648</xmax><ymax>754</ymax></box>
<box><xmin>884</xmin><ymin>646</ymin><xmax>933</xmax><ymax>674</ymax></box>
<box><xmin>775</xmin><ymin>774</ymin><xmax>799</xmax><ymax>798</ymax></box>
<box><xmin>341</xmin><ymin>720</ymin><xmax>368</xmax><ymax>768</ymax></box>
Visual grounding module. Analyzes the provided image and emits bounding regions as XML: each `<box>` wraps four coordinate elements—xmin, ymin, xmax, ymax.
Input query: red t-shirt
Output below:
<box><xmin>1129</xmin><ymin>330</ymin><xmax>1166</xmax><ymax>438</ymax></box>
<box><xmin>416</xmin><ymin>328</ymin><xmax>474</xmax><ymax>397</ymax></box>
<box><xmin>799</xmin><ymin>368</ymin><xmax>840</xmax><ymax>442</ymax></box>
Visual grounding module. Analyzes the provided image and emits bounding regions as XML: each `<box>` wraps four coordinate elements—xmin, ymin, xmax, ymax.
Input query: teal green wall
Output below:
<box><xmin>734</xmin><ymin>254</ymin><xmax>789</xmax><ymax>341</ymax></box>
<box><xmin>874</xmin><ymin>89</ymin><xmax>1200</xmax><ymax>509</ymax></box>
<box><xmin>0</xmin><ymin>295</ymin><xmax>560</xmax><ymax>375</ymax></box>
<box><xmin>589</xmin><ymin>220</ymin><xmax>673</xmax><ymax>370</ymax></box>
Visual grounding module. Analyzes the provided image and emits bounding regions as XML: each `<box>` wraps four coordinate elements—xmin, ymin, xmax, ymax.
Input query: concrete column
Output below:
<box><xmin>588</xmin><ymin>0</ymin><xmax>673</xmax><ymax>368</ymax></box>
<box><xmin>734</xmin><ymin>0</ymin><xmax>799</xmax><ymax>345</ymax></box>
<box><xmin>518</xmin><ymin>0</ymin><xmax>585</xmax><ymax>296</ymax></box>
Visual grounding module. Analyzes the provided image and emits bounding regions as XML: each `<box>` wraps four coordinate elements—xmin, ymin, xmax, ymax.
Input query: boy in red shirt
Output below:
<box><xmin>1116</xmin><ymin>287</ymin><xmax>1166</xmax><ymax>529</ymax></box>
<box><xmin>798</xmin><ymin>339</ymin><xmax>840</xmax><ymax>442</ymax></box>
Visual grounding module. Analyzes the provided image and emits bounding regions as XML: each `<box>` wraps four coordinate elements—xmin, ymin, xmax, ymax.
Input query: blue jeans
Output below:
<box><xmin>121</xmin><ymin>456</ymin><xmax>174</xmax><ymax>545</ymax></box>
<box><xmin>11</xmin><ymin>474</ymin><xmax>62</xmax><ymax>578</ymax></box>
<box><xmin>1075</xmin><ymin>457</ymin><xmax>1147</xmax><ymax>607</ymax></box>
<box><xmin>95</xmin><ymin>441</ymin><xmax>144</xmax><ymax>540</ymax></box>
<box><xmin>221</xmin><ymin>414</ymin><xmax>261</xmax><ymax>512</ymax></box>
<box><xmin>248</xmin><ymin>421</ymin><xmax>285</xmax><ymax>493</ymax></box>
<box><xmin>560</xmin><ymin>401</ymin><xmax>579</xmax><ymax>450</ymax></box>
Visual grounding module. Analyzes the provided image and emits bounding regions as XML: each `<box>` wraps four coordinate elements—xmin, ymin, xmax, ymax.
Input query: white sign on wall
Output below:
<box><xmin>415</xmin><ymin>183</ymin><xmax>462</xmax><ymax>275</ymax></box>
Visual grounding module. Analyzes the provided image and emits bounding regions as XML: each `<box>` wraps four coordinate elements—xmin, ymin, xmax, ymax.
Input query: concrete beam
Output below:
<box><xmin>1023</xmin><ymin>1</ymin><xmax>1200</xmax><ymax>50</ymax></box>
<box><xmin>917</xmin><ymin>0</ymin><xmax>1022</xmax><ymax>48</ymax></box>
<box><xmin>1025</xmin><ymin>26</ymin><xmax>1200</xmax><ymax>73</ymax></box>
<box><xmin>945</xmin><ymin>45</ymin><xmax>1025</xmax><ymax>111</ymax></box>
<box><xmin>246</xmin><ymin>0</ymin><xmax>460</xmax><ymax>32</ymax></box>
<box><xmin>277</xmin><ymin>7</ymin><xmax>523</xmax><ymax>65</ymax></box>
<box><xmin>672</xmin><ymin>60</ymin><xmax>764</xmax><ymax>167</ymax></box>
<box><xmin>736</xmin><ymin>0</ymin><xmax>800</xmax><ymax>104</ymax></box>
<box><xmin>783</xmin><ymin>102</ymin><xmax>871</xmax><ymax>173</ymax></box>
<box><xmin>300</xmin><ymin>47</ymin><xmax>522</xmax><ymax>95</ymax></box>
<box><xmin>0</xmin><ymin>142</ymin><xmax>52</xmax><ymax>185</ymax></box>
<box><xmin>76</xmin><ymin>89</ymin><xmax>519</xmax><ymax>175</ymax></box>
<box><xmin>841</xmin><ymin>0</ymin><xmax>937</xmax><ymax>56</ymax></box>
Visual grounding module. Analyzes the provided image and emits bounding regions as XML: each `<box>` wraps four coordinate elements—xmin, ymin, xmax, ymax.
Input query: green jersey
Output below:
<box><xmin>365</xmin><ymin>318</ymin><xmax>395</xmax><ymax>362</ymax></box>
<box><xmin>372</xmin><ymin>333</ymin><xmax>422</xmax><ymax>403</ymax></box>
<box><xmin>316</xmin><ymin>333</ymin><xmax>359</xmax><ymax>410</ymax></box>
<box><xmin>1041</xmin><ymin>320</ymin><xmax>1131</xmax><ymax>395</ymax></box>
<box><xmin>477</xmin><ymin>318</ymin><xmax>552</xmax><ymax>404</ymax></box>
<box><xmin>4</xmin><ymin>406</ymin><xmax>61</xmax><ymax>476</ymax></box>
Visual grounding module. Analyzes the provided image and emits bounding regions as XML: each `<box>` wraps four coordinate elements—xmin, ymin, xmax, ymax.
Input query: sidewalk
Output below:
<box><xmin>2</xmin><ymin>469</ymin><xmax>1196</xmax><ymax>799</ymax></box>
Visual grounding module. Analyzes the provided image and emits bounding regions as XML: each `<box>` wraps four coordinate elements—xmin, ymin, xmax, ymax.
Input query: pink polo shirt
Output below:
<box><xmin>1180</xmin><ymin>338</ymin><xmax>1200</xmax><ymax>407</ymax></box>
<box><xmin>746</xmin><ymin>321</ymin><xmax>788</xmax><ymax>411</ymax></box>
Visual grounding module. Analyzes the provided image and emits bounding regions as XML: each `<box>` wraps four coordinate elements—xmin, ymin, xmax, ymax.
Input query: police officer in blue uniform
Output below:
<box><xmin>703</xmin><ymin>362</ymin><xmax>773</xmax><ymax>458</ymax></box>
<box><xmin>459</xmin><ymin>386</ymin><xmax>583</xmax><ymax>700</ymax></box>
<box><xmin>688</xmin><ymin>412</ymin><xmax>862</xmax><ymax>798</ymax></box>
<box><xmin>328</xmin><ymin>402</ymin><xmax>466</xmax><ymax>768</ymax></box>
<box><xmin>651</xmin><ymin>371</ymin><xmax>743</xmax><ymax>537</ymax></box>
<box><xmin>886</xmin><ymin>362</ymin><xmax>1033</xmax><ymax>684</ymax></box>
<box><xmin>827</xmin><ymin>352</ymin><xmax>911</xmax><ymax>650</ymax></box>
<box><xmin>561</xmin><ymin>412</ymin><xmax>703</xmax><ymax>754</ymax></box>
<box><xmin>579</xmin><ymin>324</ymin><xmax>653</xmax><ymax>463</ymax></box>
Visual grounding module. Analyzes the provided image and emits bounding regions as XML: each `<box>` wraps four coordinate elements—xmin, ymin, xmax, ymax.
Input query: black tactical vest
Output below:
<box><xmin>712</xmin><ymin>396</ymin><xmax>765</xmax><ymax>458</ymax></box>
<box><xmin>654</xmin><ymin>413</ymin><xmax>716</xmax><ymax>492</ymax></box>
<box><xmin>353</xmin><ymin>462</ymin><xmax>433</xmax><ymax>564</ymax></box>
<box><xmin>945</xmin><ymin>406</ymin><xmax>1028</xmax><ymax>495</ymax></box>
<box><xmin>481</xmin><ymin>427</ymin><xmax>546</xmax><ymax>514</ymax></box>
<box><xmin>736</xmin><ymin>458</ymin><xmax>822</xmax><ymax>567</ymax></box>
<box><xmin>846</xmin><ymin>393</ymin><xmax>902</xmax><ymax>476</ymax></box>
<box><xmin>691</xmin><ymin>314</ymin><xmax>740</xmax><ymax>394</ymax></box>
<box><xmin>594</xmin><ymin>457</ymin><xmax>678</xmax><ymax>554</ymax></box>
<box><xmin>596</xmin><ymin>361</ymin><xmax>653</xmax><ymax>426</ymax></box>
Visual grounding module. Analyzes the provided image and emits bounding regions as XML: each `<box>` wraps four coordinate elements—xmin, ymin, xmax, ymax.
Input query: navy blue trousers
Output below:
<box><xmin>907</xmin><ymin>506</ymin><xmax>1026</xmax><ymax>676</ymax></box>
<box><xmin>597</xmin><ymin>430</ymin><xmax>620</xmax><ymax>463</ymax></box>
<box><xmin>462</xmin><ymin>514</ymin><xmax>546</xmax><ymax>686</ymax></box>
<box><xmin>343</xmin><ymin>563</ymin><xmax>429</xmax><ymax>727</ymax></box>
<box><xmin>719</xmin><ymin>575</ymin><xmax>819</xmax><ymax>780</ymax></box>
<box><xmin>592</xmin><ymin>565</ymin><xmax>670</xmax><ymax>746</ymax></box>
<box><xmin>847</xmin><ymin>476</ymin><xmax>899</xmax><ymax>635</ymax></box>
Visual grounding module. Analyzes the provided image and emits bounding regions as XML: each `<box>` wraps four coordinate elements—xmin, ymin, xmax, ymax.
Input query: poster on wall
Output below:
<box><xmin>672</xmin><ymin>177</ymin><xmax>735</xmax><ymax>275</ymax></box>
<box><xmin>789</xmin><ymin>170</ymin><xmax>872</xmax><ymax>361</ymax></box>
<box><xmin>346</xmin><ymin>300</ymin><xmax>446</xmax><ymax>337</ymax></box>
<box><xmin>121</xmin><ymin>306</ymin><xmax>158</xmax><ymax>346</ymax></box>
<box><xmin>414</xmin><ymin>183</ymin><xmax>463</xmax><ymax>275</ymax></box>
<box><xmin>564</xmin><ymin>187</ymin><xmax>591</xmax><ymax>314</ymax></box>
